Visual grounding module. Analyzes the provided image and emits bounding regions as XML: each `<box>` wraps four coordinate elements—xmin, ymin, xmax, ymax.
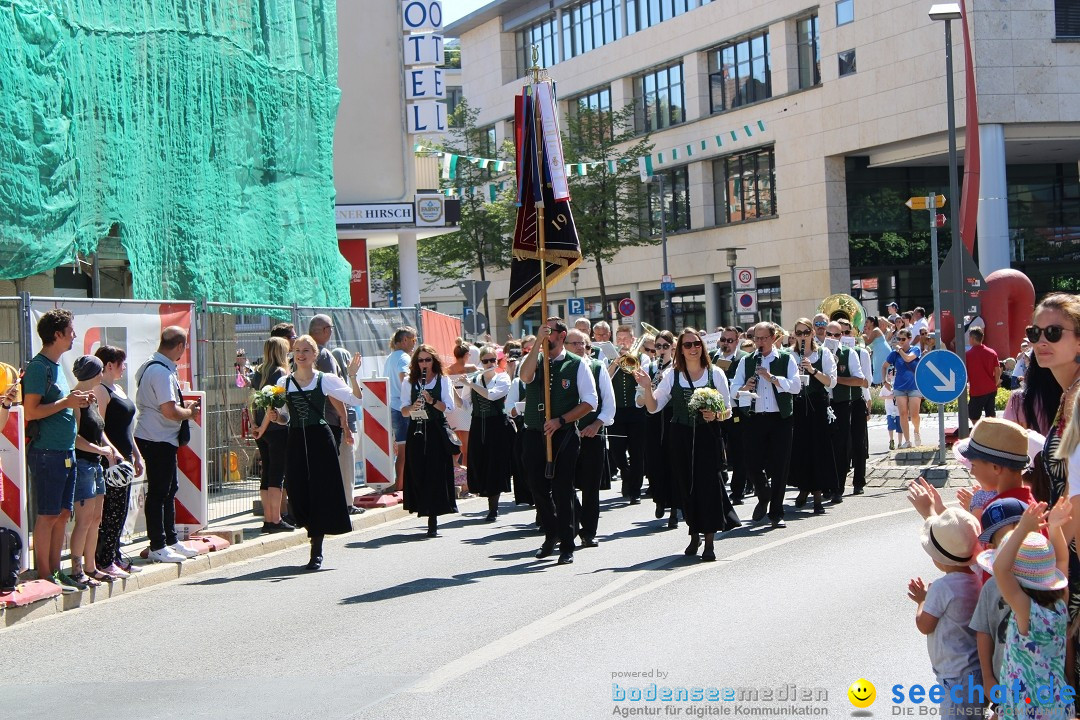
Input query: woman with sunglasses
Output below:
<box><xmin>881</xmin><ymin>329</ymin><xmax>922</xmax><ymax>448</ymax></box>
<box><xmin>461</xmin><ymin>345</ymin><xmax>512</xmax><ymax>522</ymax></box>
<box><xmin>789</xmin><ymin>319</ymin><xmax>837</xmax><ymax>515</ymax></box>
<box><xmin>401</xmin><ymin>344</ymin><xmax>458</xmax><ymax>537</ymax></box>
<box><xmin>645</xmin><ymin>330</ymin><xmax>679</xmax><ymax>527</ymax></box>
<box><xmin>637</xmin><ymin>329</ymin><xmax>740</xmax><ymax>561</ymax></box>
<box><xmin>269</xmin><ymin>335</ymin><xmax>363</xmax><ymax>570</ymax></box>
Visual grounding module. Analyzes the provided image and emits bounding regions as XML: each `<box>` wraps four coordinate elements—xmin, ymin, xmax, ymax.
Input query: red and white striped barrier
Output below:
<box><xmin>175</xmin><ymin>391</ymin><xmax>208</xmax><ymax>538</ymax></box>
<box><xmin>0</xmin><ymin>407</ymin><xmax>28</xmax><ymax>571</ymax></box>
<box><xmin>359</xmin><ymin>379</ymin><xmax>394</xmax><ymax>490</ymax></box>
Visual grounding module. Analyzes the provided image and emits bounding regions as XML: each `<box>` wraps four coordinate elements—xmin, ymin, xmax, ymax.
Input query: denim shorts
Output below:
<box><xmin>75</xmin><ymin>458</ymin><xmax>106</xmax><ymax>503</ymax></box>
<box><xmin>892</xmin><ymin>388</ymin><xmax>922</xmax><ymax>398</ymax></box>
<box><xmin>886</xmin><ymin>415</ymin><xmax>901</xmax><ymax>432</ymax></box>
<box><xmin>28</xmin><ymin>448</ymin><xmax>77</xmax><ymax>516</ymax></box>
<box><xmin>391</xmin><ymin>409</ymin><xmax>409</xmax><ymax>443</ymax></box>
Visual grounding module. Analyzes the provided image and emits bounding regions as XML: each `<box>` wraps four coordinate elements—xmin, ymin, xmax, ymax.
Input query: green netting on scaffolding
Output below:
<box><xmin>0</xmin><ymin>0</ymin><xmax>350</xmax><ymax>306</ymax></box>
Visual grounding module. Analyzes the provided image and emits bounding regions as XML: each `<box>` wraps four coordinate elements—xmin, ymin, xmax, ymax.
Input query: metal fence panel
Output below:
<box><xmin>295</xmin><ymin>306</ymin><xmax>421</xmax><ymax>378</ymax></box>
<box><xmin>0</xmin><ymin>297</ymin><xmax>25</xmax><ymax>371</ymax></box>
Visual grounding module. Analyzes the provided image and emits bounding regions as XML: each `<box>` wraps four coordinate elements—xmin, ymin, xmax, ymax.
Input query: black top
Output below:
<box><xmin>101</xmin><ymin>384</ymin><xmax>136</xmax><ymax>459</ymax></box>
<box><xmin>253</xmin><ymin>366</ymin><xmax>288</xmax><ymax>432</ymax></box>
<box><xmin>75</xmin><ymin>401</ymin><xmax>106</xmax><ymax>464</ymax></box>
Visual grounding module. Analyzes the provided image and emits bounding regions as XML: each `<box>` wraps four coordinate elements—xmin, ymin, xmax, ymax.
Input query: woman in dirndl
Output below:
<box><xmin>461</xmin><ymin>345</ymin><xmax>512</xmax><ymax>522</ymax></box>
<box><xmin>271</xmin><ymin>335</ymin><xmax>363</xmax><ymax>571</ymax></box>
<box><xmin>637</xmin><ymin>328</ymin><xmax>740</xmax><ymax>562</ymax></box>
<box><xmin>645</xmin><ymin>330</ymin><xmax>678</xmax><ymax>527</ymax></box>
<box><xmin>401</xmin><ymin>344</ymin><xmax>459</xmax><ymax>537</ymax></box>
<box><xmin>787</xmin><ymin>318</ymin><xmax>838</xmax><ymax>516</ymax></box>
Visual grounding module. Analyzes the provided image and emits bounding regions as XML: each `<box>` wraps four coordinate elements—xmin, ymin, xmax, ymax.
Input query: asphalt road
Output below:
<box><xmin>0</xmin><ymin>463</ymin><xmax>954</xmax><ymax>720</ymax></box>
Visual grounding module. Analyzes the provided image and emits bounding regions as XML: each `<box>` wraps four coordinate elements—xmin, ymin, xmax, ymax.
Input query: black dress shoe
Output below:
<box><xmin>684</xmin><ymin>537</ymin><xmax>700</xmax><ymax>556</ymax></box>
<box><xmin>752</xmin><ymin>502</ymin><xmax>768</xmax><ymax>522</ymax></box>
<box><xmin>579</xmin><ymin>537</ymin><xmax>599</xmax><ymax>549</ymax></box>
<box><xmin>853</xmin><ymin>486</ymin><xmax>864</xmax><ymax>495</ymax></box>
<box><xmin>832</xmin><ymin>493</ymin><xmax>844</xmax><ymax>504</ymax></box>
<box><xmin>536</xmin><ymin>542</ymin><xmax>556</xmax><ymax>559</ymax></box>
<box><xmin>426</xmin><ymin>528</ymin><xmax>439</xmax><ymax>537</ymax></box>
<box><xmin>629</xmin><ymin>498</ymin><xmax>641</xmax><ymax>505</ymax></box>
<box><xmin>730</xmin><ymin>496</ymin><xmax>744</xmax><ymax>506</ymax></box>
<box><xmin>701</xmin><ymin>548</ymin><xmax>716</xmax><ymax>562</ymax></box>
<box><xmin>655</xmin><ymin>505</ymin><xmax>665</xmax><ymax>519</ymax></box>
<box><xmin>794</xmin><ymin>491</ymin><xmax>808</xmax><ymax>508</ymax></box>
<box><xmin>667</xmin><ymin>516</ymin><xmax>678</xmax><ymax>529</ymax></box>
<box><xmin>484</xmin><ymin>512</ymin><xmax>497</xmax><ymax>522</ymax></box>
<box><xmin>557</xmin><ymin>552</ymin><xmax>574</xmax><ymax>565</ymax></box>
<box><xmin>813</xmin><ymin>502</ymin><xmax>825</xmax><ymax>515</ymax></box>
<box><xmin>771</xmin><ymin>519</ymin><xmax>786</xmax><ymax>529</ymax></box>
<box><xmin>305</xmin><ymin>555</ymin><xmax>323</xmax><ymax>571</ymax></box>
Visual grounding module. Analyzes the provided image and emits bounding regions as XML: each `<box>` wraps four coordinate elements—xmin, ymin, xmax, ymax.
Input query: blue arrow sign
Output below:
<box><xmin>915</xmin><ymin>349</ymin><xmax>968</xmax><ymax>404</ymax></box>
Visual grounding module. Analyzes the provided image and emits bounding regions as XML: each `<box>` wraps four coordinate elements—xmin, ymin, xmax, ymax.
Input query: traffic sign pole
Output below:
<box><xmin>915</xmin><ymin>350</ymin><xmax>968</xmax><ymax>466</ymax></box>
<box><xmin>928</xmin><ymin>198</ymin><xmax>946</xmax><ymax>464</ymax></box>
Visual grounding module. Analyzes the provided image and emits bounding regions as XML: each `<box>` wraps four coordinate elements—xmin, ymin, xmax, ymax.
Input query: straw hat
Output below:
<box><xmin>976</xmin><ymin>531</ymin><xmax>1068</xmax><ymax>590</ymax></box>
<box><xmin>957</xmin><ymin>418</ymin><xmax>1029</xmax><ymax>470</ymax></box>
<box><xmin>920</xmin><ymin>508</ymin><xmax>980</xmax><ymax>567</ymax></box>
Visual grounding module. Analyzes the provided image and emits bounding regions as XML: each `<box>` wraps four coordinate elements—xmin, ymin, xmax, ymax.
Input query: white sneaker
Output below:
<box><xmin>101</xmin><ymin>563</ymin><xmax>130</xmax><ymax>579</ymax></box>
<box><xmin>148</xmin><ymin>547</ymin><xmax>186</xmax><ymax>564</ymax></box>
<box><xmin>914</xmin><ymin>433</ymin><xmax>922</xmax><ymax>446</ymax></box>
<box><xmin>898</xmin><ymin>440</ymin><xmax>911</xmax><ymax>449</ymax></box>
<box><xmin>168</xmin><ymin>542</ymin><xmax>199</xmax><ymax>559</ymax></box>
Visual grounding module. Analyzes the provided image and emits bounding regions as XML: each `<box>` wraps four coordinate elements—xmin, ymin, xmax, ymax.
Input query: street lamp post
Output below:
<box><xmin>726</xmin><ymin>247</ymin><xmax>745</xmax><ymax>327</ymax></box>
<box><xmin>929</xmin><ymin>2</ymin><xmax>970</xmax><ymax>438</ymax></box>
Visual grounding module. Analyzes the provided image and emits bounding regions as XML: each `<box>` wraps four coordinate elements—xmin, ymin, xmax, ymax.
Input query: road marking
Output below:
<box><xmin>408</xmin><ymin>507</ymin><xmax>915</xmax><ymax>694</ymax></box>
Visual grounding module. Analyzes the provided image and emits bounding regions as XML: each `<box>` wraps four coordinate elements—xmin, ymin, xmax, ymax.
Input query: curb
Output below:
<box><xmin>0</xmin><ymin>502</ymin><xmax>417</xmax><ymax>631</ymax></box>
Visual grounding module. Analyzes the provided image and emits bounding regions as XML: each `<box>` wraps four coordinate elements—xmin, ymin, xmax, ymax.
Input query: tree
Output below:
<box><xmin>415</xmin><ymin>99</ymin><xmax>514</xmax><ymax>325</ymax></box>
<box><xmin>368</xmin><ymin>244</ymin><xmax>400</xmax><ymax>303</ymax></box>
<box><xmin>561</xmin><ymin>103</ymin><xmax>654</xmax><ymax>322</ymax></box>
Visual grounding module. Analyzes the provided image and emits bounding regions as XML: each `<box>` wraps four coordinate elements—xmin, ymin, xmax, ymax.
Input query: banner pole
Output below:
<box><xmin>532</xmin><ymin>80</ymin><xmax>554</xmax><ymax>480</ymax></box>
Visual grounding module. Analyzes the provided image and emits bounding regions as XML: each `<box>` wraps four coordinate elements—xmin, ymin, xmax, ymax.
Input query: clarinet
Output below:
<box><xmin>414</xmin><ymin>369</ymin><xmax>427</xmax><ymax>435</ymax></box>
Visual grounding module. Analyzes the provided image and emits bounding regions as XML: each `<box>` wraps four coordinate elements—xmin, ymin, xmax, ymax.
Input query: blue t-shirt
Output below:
<box><xmin>384</xmin><ymin>349</ymin><xmax>411</xmax><ymax>410</ymax></box>
<box><xmin>887</xmin><ymin>346</ymin><xmax>922</xmax><ymax>391</ymax></box>
<box><xmin>24</xmin><ymin>353</ymin><xmax>76</xmax><ymax>451</ymax></box>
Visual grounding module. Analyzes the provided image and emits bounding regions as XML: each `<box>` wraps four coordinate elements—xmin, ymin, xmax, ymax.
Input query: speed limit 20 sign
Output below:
<box><xmin>734</xmin><ymin>267</ymin><xmax>756</xmax><ymax>290</ymax></box>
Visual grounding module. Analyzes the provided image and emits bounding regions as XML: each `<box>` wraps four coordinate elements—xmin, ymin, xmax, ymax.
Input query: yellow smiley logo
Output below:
<box><xmin>848</xmin><ymin>678</ymin><xmax>876</xmax><ymax>708</ymax></box>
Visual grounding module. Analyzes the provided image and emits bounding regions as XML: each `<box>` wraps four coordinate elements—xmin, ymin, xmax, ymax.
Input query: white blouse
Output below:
<box><xmin>274</xmin><ymin>372</ymin><xmax>363</xmax><ymax>423</ymax></box>
<box><xmin>399</xmin><ymin>375</ymin><xmax>457</xmax><ymax>413</ymax></box>
<box><xmin>649</xmin><ymin>366</ymin><xmax>731</xmax><ymax>413</ymax></box>
<box><xmin>460</xmin><ymin>372</ymin><xmax>511</xmax><ymax>410</ymax></box>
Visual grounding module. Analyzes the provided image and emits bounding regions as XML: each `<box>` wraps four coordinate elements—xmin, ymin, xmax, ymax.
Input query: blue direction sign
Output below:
<box><xmin>660</xmin><ymin>281</ymin><xmax>676</xmax><ymax>292</ymax></box>
<box><xmin>915</xmin><ymin>350</ymin><xmax>968</xmax><ymax>404</ymax></box>
<box><xmin>567</xmin><ymin>297</ymin><xmax>585</xmax><ymax>316</ymax></box>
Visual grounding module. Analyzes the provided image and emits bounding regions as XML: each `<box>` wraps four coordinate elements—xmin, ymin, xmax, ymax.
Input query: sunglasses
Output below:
<box><xmin>481</xmin><ymin>358</ymin><xmax>498</xmax><ymax>365</ymax></box>
<box><xmin>825</xmin><ymin>331</ymin><xmax>843</xmax><ymax>338</ymax></box>
<box><xmin>718</xmin><ymin>338</ymin><xmax>735</xmax><ymax>344</ymax></box>
<box><xmin>682</xmin><ymin>340</ymin><xmax>703</xmax><ymax>349</ymax></box>
<box><xmin>654</xmin><ymin>343</ymin><xmax>671</xmax><ymax>350</ymax></box>
<box><xmin>643</xmin><ymin>347</ymin><xmax>656</xmax><ymax>353</ymax></box>
<box><xmin>1026</xmin><ymin>324</ymin><xmax>1076</xmax><ymax>343</ymax></box>
<box><xmin>417</xmin><ymin>358</ymin><xmax>434</xmax><ymax>364</ymax></box>
<box><xmin>897</xmin><ymin>334</ymin><xmax>911</xmax><ymax>340</ymax></box>
<box><xmin>794</xmin><ymin>329</ymin><xmax>811</xmax><ymax>337</ymax></box>
<box><xmin>813</xmin><ymin>321</ymin><xmax>827</xmax><ymax>327</ymax></box>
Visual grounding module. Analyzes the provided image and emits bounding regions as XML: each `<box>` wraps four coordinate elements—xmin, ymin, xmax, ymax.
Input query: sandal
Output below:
<box><xmin>74</xmin><ymin>572</ymin><xmax>102</xmax><ymax>588</ymax></box>
<box><xmin>88</xmin><ymin>570</ymin><xmax>113</xmax><ymax>583</ymax></box>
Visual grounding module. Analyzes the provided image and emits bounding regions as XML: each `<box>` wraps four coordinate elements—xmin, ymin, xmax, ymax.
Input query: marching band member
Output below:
<box><xmin>731</xmin><ymin>322</ymin><xmax>801</xmax><ymax>528</ymax></box>
<box><xmin>839</xmin><ymin>318</ymin><xmax>873</xmax><ymax>496</ymax></box>
<box><xmin>646</xmin><ymin>331</ymin><xmax>678</xmax><ymax>526</ymax></box>
<box><xmin>608</xmin><ymin>325</ymin><xmax>649</xmax><ymax>505</ymax></box>
<box><xmin>519</xmin><ymin>317</ymin><xmax>598</xmax><ymax>566</ymax></box>
<box><xmin>460</xmin><ymin>345</ymin><xmax>513</xmax><ymax>522</ymax></box>
<box><xmin>565</xmin><ymin>330</ymin><xmax>615</xmax><ymax>548</ymax></box>
<box><xmin>823</xmin><ymin>320</ymin><xmax>868</xmax><ymax>503</ymax></box>
<box><xmin>789</xmin><ymin>318</ymin><xmax>837</xmax><ymax>515</ymax></box>
<box><xmin>713</xmin><ymin>327</ymin><xmax>751</xmax><ymax>504</ymax></box>
<box><xmin>637</xmin><ymin>328</ymin><xmax>740</xmax><ymax>561</ymax></box>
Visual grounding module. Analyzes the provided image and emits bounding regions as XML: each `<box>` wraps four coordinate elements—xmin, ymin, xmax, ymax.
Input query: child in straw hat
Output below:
<box><xmin>908</xmin><ymin>508</ymin><xmax>983</xmax><ymax>719</ymax></box>
<box><xmin>979</xmin><ymin>501</ymin><xmax>1073</xmax><ymax>720</ymax></box>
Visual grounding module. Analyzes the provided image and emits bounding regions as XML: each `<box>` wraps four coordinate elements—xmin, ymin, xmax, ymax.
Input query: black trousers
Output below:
<box><xmin>850</xmin><ymin>400</ymin><xmax>869</xmax><ymax>490</ymax></box>
<box><xmin>721</xmin><ymin>413</ymin><xmax>748</xmax><ymax>498</ymax></box>
<box><xmin>829</xmin><ymin>401</ymin><xmax>853</xmax><ymax>495</ymax></box>
<box><xmin>744</xmin><ymin>413</ymin><xmax>793</xmax><ymax>521</ymax></box>
<box><xmin>524</xmin><ymin>426</ymin><xmax>580</xmax><ymax>553</ymax></box>
<box><xmin>574</xmin><ymin>432</ymin><xmax>605</xmax><ymax>540</ymax></box>
<box><xmin>969</xmin><ymin>392</ymin><xmax>997</xmax><ymax>423</ymax></box>
<box><xmin>608</xmin><ymin>408</ymin><xmax>646</xmax><ymax>499</ymax></box>
<box><xmin>136</xmin><ymin>438</ymin><xmax>179</xmax><ymax>551</ymax></box>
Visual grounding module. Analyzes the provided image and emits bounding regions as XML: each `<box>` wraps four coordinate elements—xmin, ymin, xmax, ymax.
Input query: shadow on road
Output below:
<box><xmin>346</xmin><ymin>532</ymin><xmax>433</xmax><ymax>549</ymax></box>
<box><xmin>184</xmin><ymin>564</ymin><xmax>314</xmax><ymax>586</ymax></box>
<box><xmin>339</xmin><ymin>560</ymin><xmax>544</xmax><ymax>605</ymax></box>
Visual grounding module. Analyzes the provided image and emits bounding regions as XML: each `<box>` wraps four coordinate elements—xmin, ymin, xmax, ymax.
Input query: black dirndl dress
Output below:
<box><xmin>403</xmin><ymin>376</ymin><xmax>458</xmax><ymax>518</ymax></box>
<box><xmin>466</xmin><ymin>378</ymin><xmax>513</xmax><ymax>498</ymax></box>
<box><xmin>790</xmin><ymin>385</ymin><xmax>835</xmax><ymax>494</ymax></box>
<box><xmin>284</xmin><ymin>374</ymin><xmax>352</xmax><ymax>537</ymax></box>
<box><xmin>665</xmin><ymin>370</ymin><xmax>741</xmax><ymax>536</ymax></box>
<box><xmin>646</xmin><ymin>361</ymin><xmax>674</xmax><ymax>508</ymax></box>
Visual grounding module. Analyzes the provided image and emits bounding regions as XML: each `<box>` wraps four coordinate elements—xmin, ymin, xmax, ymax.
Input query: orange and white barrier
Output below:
<box><xmin>0</xmin><ymin>407</ymin><xmax>28</xmax><ymax>571</ymax></box>
<box><xmin>360</xmin><ymin>379</ymin><xmax>394</xmax><ymax>490</ymax></box>
<box><xmin>175</xmin><ymin>391</ymin><xmax>208</xmax><ymax>538</ymax></box>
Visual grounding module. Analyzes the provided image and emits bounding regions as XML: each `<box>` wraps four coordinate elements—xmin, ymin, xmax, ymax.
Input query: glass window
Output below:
<box><xmin>1057</xmin><ymin>1</ymin><xmax>1080</xmax><ymax>37</ymax></box>
<box><xmin>563</xmin><ymin>0</ymin><xmax>624</xmax><ymax>58</ymax></box>
<box><xmin>446</xmin><ymin>87</ymin><xmax>463</xmax><ymax>127</ymax></box>
<box><xmin>757</xmin><ymin>281</ymin><xmax>782</xmax><ymax>324</ymax></box>
<box><xmin>796</xmin><ymin>15</ymin><xmax>820</xmax><ymax>89</ymax></box>
<box><xmin>628</xmin><ymin>0</ymin><xmax>689</xmax><ymax>32</ymax></box>
<box><xmin>567</xmin><ymin>86</ymin><xmax>614</xmax><ymax>143</ymax></box>
<box><xmin>839</xmin><ymin>48</ymin><xmax>857</xmax><ymax>77</ymax></box>
<box><xmin>712</xmin><ymin>147</ymin><xmax>777</xmax><ymax>224</ymax></box>
<box><xmin>645</xmin><ymin>167</ymin><xmax>691</xmax><ymax>235</ymax></box>
<box><xmin>633</xmin><ymin>63</ymin><xmax>685</xmax><ymax>132</ymax></box>
<box><xmin>836</xmin><ymin>0</ymin><xmax>854</xmax><ymax>26</ymax></box>
<box><xmin>516</xmin><ymin>15</ymin><xmax>559</xmax><ymax>77</ymax></box>
<box><xmin>708</xmin><ymin>31</ymin><xmax>771</xmax><ymax>113</ymax></box>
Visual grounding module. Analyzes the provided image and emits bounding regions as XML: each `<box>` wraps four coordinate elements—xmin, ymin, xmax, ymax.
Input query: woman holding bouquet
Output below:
<box><xmin>637</xmin><ymin>328</ymin><xmax>740</xmax><ymax>561</ymax></box>
<box><xmin>251</xmin><ymin>336</ymin><xmax>292</xmax><ymax>533</ymax></box>
<box><xmin>270</xmin><ymin>335</ymin><xmax>363</xmax><ymax>570</ymax></box>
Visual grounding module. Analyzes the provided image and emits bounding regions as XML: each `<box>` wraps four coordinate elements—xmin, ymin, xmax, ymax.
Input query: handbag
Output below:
<box><xmin>144</xmin><ymin>360</ymin><xmax>192</xmax><ymax>447</ymax></box>
<box><xmin>442</xmin><ymin>420</ymin><xmax>462</xmax><ymax>456</ymax></box>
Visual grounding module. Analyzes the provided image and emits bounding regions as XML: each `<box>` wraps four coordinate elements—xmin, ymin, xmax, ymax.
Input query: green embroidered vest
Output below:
<box><xmin>805</xmin><ymin>352</ymin><xmax>829</xmax><ymax>398</ymax></box>
<box><xmin>470</xmin><ymin>375</ymin><xmax>506</xmax><ymax>418</ymax></box>
<box><xmin>524</xmin><ymin>353</ymin><xmax>582</xmax><ymax>430</ymax></box>
<box><xmin>578</xmin><ymin>358</ymin><xmax>605</xmax><ymax>430</ymax></box>
<box><xmin>410</xmin><ymin>376</ymin><xmax>446</xmax><ymax>424</ymax></box>
<box><xmin>670</xmin><ymin>369</ymin><xmax>716</xmax><ymax>427</ymax></box>
<box><xmin>286</xmin><ymin>373</ymin><xmax>328</xmax><ymax>428</ymax></box>
<box><xmin>611</xmin><ymin>353</ymin><xmax>645</xmax><ymax>408</ymax></box>
<box><xmin>831</xmin><ymin>346</ymin><xmax>860</xmax><ymax>402</ymax></box>
<box><xmin>741</xmin><ymin>352</ymin><xmax>794</xmax><ymax>419</ymax></box>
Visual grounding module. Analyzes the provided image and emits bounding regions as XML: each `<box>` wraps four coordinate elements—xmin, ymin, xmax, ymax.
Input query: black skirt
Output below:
<box><xmin>646</xmin><ymin>406</ymin><xmax>674</xmax><ymax>508</ymax></box>
<box><xmin>790</xmin><ymin>394</ymin><xmax>835</xmax><ymax>494</ymax></box>
<box><xmin>285</xmin><ymin>424</ymin><xmax>352</xmax><ymax>536</ymax></box>
<box><xmin>467</xmin><ymin>414</ymin><xmax>512</xmax><ymax>497</ymax></box>
<box><xmin>510</xmin><ymin>416</ymin><xmax>533</xmax><ymax>505</ymax></box>
<box><xmin>403</xmin><ymin>420</ymin><xmax>458</xmax><ymax>517</ymax></box>
<box><xmin>666</xmin><ymin>420</ymin><xmax>741</xmax><ymax>535</ymax></box>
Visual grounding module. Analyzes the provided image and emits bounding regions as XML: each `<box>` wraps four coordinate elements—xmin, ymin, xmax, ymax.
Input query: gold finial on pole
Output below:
<box><xmin>529</xmin><ymin>45</ymin><xmax>549</xmax><ymax>84</ymax></box>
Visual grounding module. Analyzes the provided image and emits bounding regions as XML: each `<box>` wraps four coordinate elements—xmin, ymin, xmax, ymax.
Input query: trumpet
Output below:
<box><xmin>613</xmin><ymin>322</ymin><xmax>662</xmax><ymax>375</ymax></box>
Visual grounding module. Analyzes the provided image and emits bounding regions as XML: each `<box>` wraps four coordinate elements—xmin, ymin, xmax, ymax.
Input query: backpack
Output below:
<box><xmin>0</xmin><ymin>527</ymin><xmax>22</xmax><ymax>592</ymax></box>
<box><xmin>24</xmin><ymin>356</ymin><xmax>57</xmax><ymax>445</ymax></box>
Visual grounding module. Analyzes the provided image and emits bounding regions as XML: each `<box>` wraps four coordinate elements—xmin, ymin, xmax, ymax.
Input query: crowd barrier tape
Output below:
<box><xmin>0</xmin><ymin>407</ymin><xmax>28</xmax><ymax>571</ymax></box>
<box><xmin>360</xmin><ymin>378</ymin><xmax>394</xmax><ymax>489</ymax></box>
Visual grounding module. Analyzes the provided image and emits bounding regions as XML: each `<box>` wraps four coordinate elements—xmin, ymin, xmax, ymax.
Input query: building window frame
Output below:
<box><xmin>562</xmin><ymin>0</ymin><xmax>624</xmax><ymax>59</ymax></box>
<box><xmin>515</xmin><ymin>15</ymin><xmax>559</xmax><ymax>77</ymax></box>
<box><xmin>708</xmin><ymin>30</ymin><xmax>772</xmax><ymax>114</ymax></box>
<box><xmin>645</xmin><ymin>166</ymin><xmax>691</xmax><ymax>236</ymax></box>
<box><xmin>633</xmin><ymin>62</ymin><xmax>685</xmax><ymax>133</ymax></box>
<box><xmin>626</xmin><ymin>0</ymin><xmax>690</xmax><ymax>34</ymax></box>
<box><xmin>838</xmin><ymin>48</ymin><xmax>857</xmax><ymax>77</ymax></box>
<box><xmin>566</xmin><ymin>86</ymin><xmax>614</xmax><ymax>144</ymax></box>
<box><xmin>836</xmin><ymin>0</ymin><xmax>854</xmax><ymax>26</ymax></box>
<box><xmin>796</xmin><ymin>15</ymin><xmax>820</xmax><ymax>89</ymax></box>
<box><xmin>712</xmin><ymin>146</ymin><xmax>777</xmax><ymax>225</ymax></box>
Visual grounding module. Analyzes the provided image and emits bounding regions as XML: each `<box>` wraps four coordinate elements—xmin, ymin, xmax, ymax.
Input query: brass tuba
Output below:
<box><xmin>818</xmin><ymin>294</ymin><xmax>866</xmax><ymax>330</ymax></box>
